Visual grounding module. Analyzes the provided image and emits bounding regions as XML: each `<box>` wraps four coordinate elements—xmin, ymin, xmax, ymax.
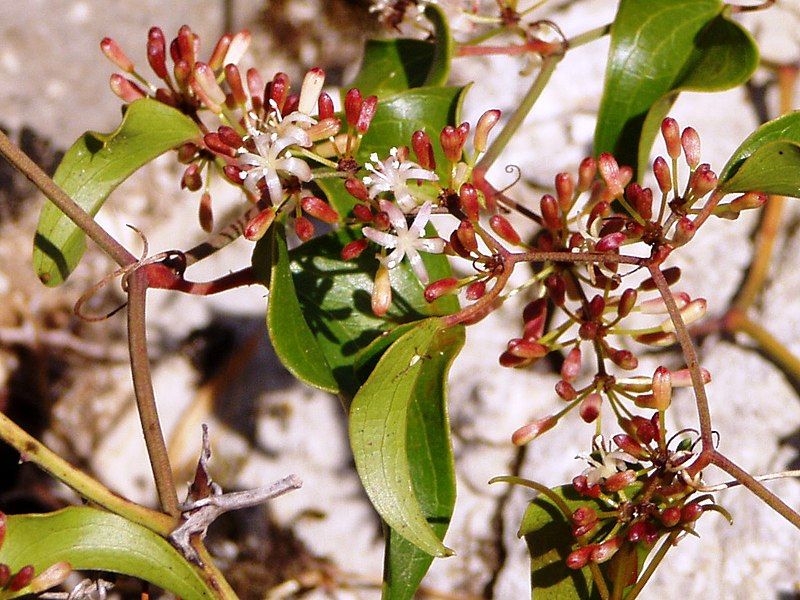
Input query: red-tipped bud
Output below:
<box><xmin>356</xmin><ymin>95</ymin><xmax>378</xmax><ymax>133</ymax></box>
<box><xmin>571</xmin><ymin>506</ymin><xmax>598</xmax><ymax>527</ymax></box>
<box><xmin>315</xmin><ymin>92</ymin><xmax>334</xmax><ymax>120</ymax></box>
<box><xmin>660</xmin><ymin>507</ymin><xmax>682</xmax><ymax>528</ymax></box>
<box><xmin>628</xmin><ymin>184</ymin><xmax>653</xmax><ymax>220</ymax></box>
<box><xmin>218</xmin><ymin>126</ymin><xmax>243</xmax><ymax>149</ymax></box>
<box><xmin>629</xmin><ymin>416</ymin><xmax>658</xmax><ymax>444</ymax></box>
<box><xmin>308</xmin><ymin>117</ymin><xmax>341</xmax><ymax>142</ymax></box>
<box><xmin>545</xmin><ymin>273</ymin><xmax>566</xmax><ymax>306</ymax></box>
<box><xmin>456</xmin><ymin>220</ymin><xmax>478</xmax><ymax>253</ymax></box>
<box><xmin>341</xmin><ymin>238</ymin><xmax>369</xmax><ymax>261</ymax></box>
<box><xmin>147</xmin><ymin>27</ymin><xmax>168</xmax><ymax>79</ymax></box>
<box><xmin>109</xmin><ymin>74</ymin><xmax>146</xmax><ymax>102</ymax></box>
<box><xmin>579</xmin><ymin>393</ymin><xmax>602</xmax><ymax>423</ymax></box>
<box><xmin>499</xmin><ymin>351</ymin><xmax>530</xmax><ymax>368</ymax></box>
<box><xmin>596</xmin><ymin>231</ymin><xmax>625</xmax><ymax>253</ymax></box>
<box><xmin>8</xmin><ymin>565</ymin><xmax>35</xmax><ymax>592</ymax></box>
<box><xmin>730</xmin><ymin>191</ymin><xmax>767</xmax><ymax>212</ymax></box>
<box><xmin>634</xmin><ymin>331</ymin><xmax>677</xmax><ymax>347</ymax></box>
<box><xmin>299</xmin><ymin>67</ymin><xmax>326</xmax><ymax>115</ymax></box>
<box><xmin>181</xmin><ymin>163</ymin><xmax>203</xmax><ymax>191</ymax></box>
<box><xmin>511</xmin><ymin>414</ymin><xmax>558</xmax><ymax>445</ymax></box>
<box><xmin>578</xmin><ymin>157</ymin><xmax>597</xmax><ymax>192</ymax></box>
<box><xmin>653</xmin><ymin>156</ymin><xmax>672</xmax><ymax>194</ymax></box>
<box><xmin>282</xmin><ymin>93</ymin><xmax>300</xmax><ymax>115</ymax></box>
<box><xmin>466</xmin><ymin>280</ymin><xmax>486</xmax><ymax>300</ymax></box>
<box><xmin>587</xmin><ymin>295</ymin><xmax>605</xmax><ymax>319</ymax></box>
<box><xmin>566</xmin><ymin>546</ymin><xmax>594</xmax><ymax>569</ymax></box>
<box><xmin>344</xmin><ymin>88</ymin><xmax>362</xmax><ymax>127</ymax></box>
<box><xmin>556</xmin><ymin>380</ymin><xmax>577</xmax><ymax>401</ymax></box>
<box><xmin>440</xmin><ymin>122</ymin><xmax>470</xmax><ymax>162</ymax></box>
<box><xmin>411</xmin><ymin>130</ymin><xmax>436</xmax><ymax>170</ymax></box>
<box><xmin>474</xmin><ymin>109</ymin><xmax>501</xmax><ymax>153</ymax></box>
<box><xmin>671</xmin><ymin>216</ymin><xmax>696</xmax><ymax>247</ymax></box>
<box><xmin>507</xmin><ymin>338</ymin><xmax>548</xmax><ymax>359</ymax></box>
<box><xmin>224</xmin><ymin>29</ymin><xmax>251</xmax><ymax>66</ymax></box>
<box><xmin>294</xmin><ymin>215</ymin><xmax>315</xmax><ymax>241</ymax></box>
<box><xmin>100</xmin><ymin>37</ymin><xmax>134</xmax><ymax>72</ymax></box>
<box><xmin>268</xmin><ymin>72</ymin><xmax>291</xmax><ymax>112</ymax></box>
<box><xmin>587</xmin><ymin>200</ymin><xmax>611</xmax><ymax>232</ymax></box>
<box><xmin>204</xmin><ymin>132</ymin><xmax>236</xmax><ymax>157</ymax></box>
<box><xmin>425</xmin><ymin>277</ymin><xmax>459</xmax><ymax>302</ymax></box>
<box><xmin>372</xmin><ymin>264</ymin><xmax>392</xmax><ymax>317</ymax></box>
<box><xmin>246</xmin><ymin>68</ymin><xmax>265</xmax><ymax>105</ymax></box>
<box><xmin>177</xmin><ymin>25</ymin><xmax>198</xmax><ymax>65</ymax></box>
<box><xmin>661</xmin><ymin>118</ymin><xmax>681</xmax><ymax>160</ymax></box>
<box><xmin>598</xmin><ymin>153</ymin><xmax>623</xmax><ymax>198</ymax></box>
<box><xmin>0</xmin><ymin>564</ymin><xmax>10</xmax><ymax>588</ymax></box>
<box><xmin>192</xmin><ymin>62</ymin><xmax>226</xmax><ymax>112</ymax></box>
<box><xmin>689</xmin><ymin>163</ymin><xmax>717</xmax><ymax>198</ymax></box>
<box><xmin>489</xmin><ymin>214</ymin><xmax>521</xmax><ymax>245</ymax></box>
<box><xmin>572</xmin><ymin>474</ymin><xmax>602</xmax><ymax>498</ymax></box>
<box><xmin>681</xmin><ymin>127</ymin><xmax>701</xmax><ymax>169</ymax></box>
<box><xmin>345</xmin><ymin>177</ymin><xmax>370</xmax><ymax>202</ymax></box>
<box><xmin>651</xmin><ymin>366</ymin><xmax>672</xmax><ymax>411</ymax></box>
<box><xmin>459</xmin><ymin>183</ymin><xmax>480</xmax><ymax>221</ymax></box>
<box><xmin>301</xmin><ymin>196</ymin><xmax>339</xmax><ymax>223</ymax></box>
<box><xmin>224</xmin><ymin>64</ymin><xmax>247</xmax><ymax>106</ymax></box>
<box><xmin>670</xmin><ymin>367</ymin><xmax>712</xmax><ymax>387</ymax></box>
<box><xmin>208</xmin><ymin>34</ymin><xmax>232</xmax><ymax>71</ymax></box>
<box><xmin>640</xmin><ymin>267</ymin><xmax>681</xmax><ymax>291</ymax></box>
<box><xmin>555</xmin><ymin>172</ymin><xmax>575</xmax><ymax>212</ymax></box>
<box><xmin>198</xmin><ymin>192</ymin><xmax>213</xmax><ymax>233</ymax></box>
<box><xmin>617</xmin><ymin>288</ymin><xmax>637</xmax><ymax>318</ymax></box>
<box><xmin>561</xmin><ymin>347</ymin><xmax>582</xmax><ymax>382</ymax></box>
<box><xmin>591</xmin><ymin>537</ymin><xmax>622</xmax><ymax>564</ymax></box>
<box><xmin>613</xmin><ymin>434</ymin><xmax>645</xmax><ymax>459</ymax></box>
<box><xmin>244</xmin><ymin>208</ymin><xmax>276</xmax><ymax>241</ymax></box>
<box><xmin>610</xmin><ymin>349</ymin><xmax>638</xmax><ymax>370</ymax></box>
<box><xmin>29</xmin><ymin>562</ymin><xmax>71</xmax><ymax>594</ymax></box>
<box><xmin>604</xmin><ymin>469</ymin><xmax>636</xmax><ymax>492</ymax></box>
<box><xmin>223</xmin><ymin>164</ymin><xmax>244</xmax><ymax>185</ymax></box>
<box><xmin>177</xmin><ymin>142</ymin><xmax>198</xmax><ymax>163</ymax></box>
<box><xmin>540</xmin><ymin>194</ymin><xmax>561</xmax><ymax>229</ymax></box>
<box><xmin>660</xmin><ymin>298</ymin><xmax>706</xmax><ymax>332</ymax></box>
<box><xmin>352</xmin><ymin>204</ymin><xmax>374</xmax><ymax>223</ymax></box>
<box><xmin>681</xmin><ymin>502</ymin><xmax>704</xmax><ymax>523</ymax></box>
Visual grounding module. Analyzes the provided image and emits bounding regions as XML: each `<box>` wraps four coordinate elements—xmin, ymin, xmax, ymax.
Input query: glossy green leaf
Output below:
<box><xmin>317</xmin><ymin>85</ymin><xmax>466</xmax><ymax>219</ymax></box>
<box><xmin>0</xmin><ymin>507</ymin><xmax>217</xmax><ymax>599</ymax></box>
<box><xmin>350</xmin><ymin>4</ymin><xmax>452</xmax><ymax>98</ymax></box>
<box><xmin>519</xmin><ymin>485</ymin><xmax>649</xmax><ymax>599</ymax></box>
<box><xmin>33</xmin><ymin>98</ymin><xmax>201</xmax><ymax>286</ymax></box>
<box><xmin>267</xmin><ymin>223</ymin><xmax>338</xmax><ymax>393</ymax></box>
<box><xmin>382</xmin><ymin>325</ymin><xmax>463</xmax><ymax>599</ymax></box>
<box><xmin>595</xmin><ymin>0</ymin><xmax>758</xmax><ymax>177</ymax></box>
<box><xmin>718</xmin><ymin>112</ymin><xmax>800</xmax><ymax>196</ymax></box>
<box><xmin>349</xmin><ymin>317</ymin><xmax>456</xmax><ymax>558</ymax></box>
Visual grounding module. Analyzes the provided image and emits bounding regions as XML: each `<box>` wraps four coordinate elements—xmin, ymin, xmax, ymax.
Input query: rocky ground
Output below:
<box><xmin>1</xmin><ymin>1</ymin><xmax>800</xmax><ymax>598</ymax></box>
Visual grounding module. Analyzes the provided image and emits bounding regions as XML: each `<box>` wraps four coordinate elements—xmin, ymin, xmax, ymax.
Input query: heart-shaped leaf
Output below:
<box><xmin>350</xmin><ymin>4</ymin><xmax>452</xmax><ymax>98</ymax></box>
<box><xmin>594</xmin><ymin>0</ymin><xmax>758</xmax><ymax>178</ymax></box>
<box><xmin>0</xmin><ymin>507</ymin><xmax>223</xmax><ymax>599</ymax></box>
<box><xmin>717</xmin><ymin>112</ymin><xmax>800</xmax><ymax>196</ymax></box>
<box><xmin>349</xmin><ymin>317</ymin><xmax>457</xmax><ymax>558</ymax></box>
<box><xmin>33</xmin><ymin>98</ymin><xmax>201</xmax><ymax>286</ymax></box>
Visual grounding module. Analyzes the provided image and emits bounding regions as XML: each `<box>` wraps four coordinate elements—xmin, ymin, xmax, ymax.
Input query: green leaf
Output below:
<box><xmin>33</xmin><ymin>98</ymin><xmax>201</xmax><ymax>286</ymax></box>
<box><xmin>0</xmin><ymin>507</ymin><xmax>217</xmax><ymax>599</ymax></box>
<box><xmin>287</xmin><ymin>228</ymin><xmax>457</xmax><ymax>397</ymax></box>
<box><xmin>519</xmin><ymin>485</ymin><xmax>649</xmax><ymax>599</ymax></box>
<box><xmin>267</xmin><ymin>223</ymin><xmax>338</xmax><ymax>393</ymax></box>
<box><xmin>349</xmin><ymin>5</ymin><xmax>452</xmax><ymax>98</ymax></box>
<box><xmin>717</xmin><ymin>112</ymin><xmax>800</xmax><ymax>196</ymax></box>
<box><xmin>382</xmin><ymin>324</ymin><xmax>463</xmax><ymax>600</ymax></box>
<box><xmin>317</xmin><ymin>85</ymin><xmax>467</xmax><ymax>219</ymax></box>
<box><xmin>349</xmin><ymin>318</ymin><xmax>457</xmax><ymax>558</ymax></box>
<box><xmin>595</xmin><ymin>0</ymin><xmax>758</xmax><ymax>178</ymax></box>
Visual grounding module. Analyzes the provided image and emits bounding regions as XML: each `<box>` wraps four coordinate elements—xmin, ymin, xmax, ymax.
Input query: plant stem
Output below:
<box><xmin>0</xmin><ymin>410</ymin><xmax>174</xmax><ymax>536</ymax></box>
<box><xmin>625</xmin><ymin>532</ymin><xmax>678</xmax><ymax>600</ymax></box>
<box><xmin>567</xmin><ymin>23</ymin><xmax>611</xmax><ymax>49</ymax></box>
<box><xmin>127</xmin><ymin>269</ymin><xmax>180</xmax><ymax>516</ymax></box>
<box><xmin>185</xmin><ymin>204</ymin><xmax>261</xmax><ymax>267</ymax></box>
<box><xmin>475</xmin><ymin>54</ymin><xmax>561</xmax><ymax>173</ymax></box>
<box><xmin>0</xmin><ymin>129</ymin><xmax>136</xmax><ymax>269</ymax></box>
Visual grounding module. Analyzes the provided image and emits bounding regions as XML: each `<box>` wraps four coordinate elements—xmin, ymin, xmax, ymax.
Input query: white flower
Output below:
<box><xmin>579</xmin><ymin>436</ymin><xmax>635</xmax><ymax>486</ymax></box>
<box><xmin>362</xmin><ymin>200</ymin><xmax>445</xmax><ymax>283</ymax></box>
<box><xmin>237</xmin><ymin>131</ymin><xmax>312</xmax><ymax>202</ymax></box>
<box><xmin>363</xmin><ymin>148</ymin><xmax>438</xmax><ymax>212</ymax></box>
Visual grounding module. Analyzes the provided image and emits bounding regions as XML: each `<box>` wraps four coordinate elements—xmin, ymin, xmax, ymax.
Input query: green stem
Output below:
<box><xmin>625</xmin><ymin>532</ymin><xmax>678</xmax><ymax>600</ymax></box>
<box><xmin>488</xmin><ymin>476</ymin><xmax>572</xmax><ymax>518</ymax></box>
<box><xmin>0</xmin><ymin>129</ymin><xmax>136</xmax><ymax>270</ymax></box>
<box><xmin>0</xmin><ymin>410</ymin><xmax>174</xmax><ymax>536</ymax></box>
<box><xmin>567</xmin><ymin>23</ymin><xmax>612</xmax><ymax>49</ymax></box>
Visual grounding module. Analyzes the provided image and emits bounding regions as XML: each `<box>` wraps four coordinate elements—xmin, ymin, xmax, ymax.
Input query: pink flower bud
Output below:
<box><xmin>634</xmin><ymin>331</ymin><xmax>677</xmax><ymax>347</ymax></box>
<box><xmin>244</xmin><ymin>208</ymin><xmax>276</xmax><ymax>241</ymax></box>
<box><xmin>357</xmin><ymin>95</ymin><xmax>378</xmax><ymax>133</ymax></box>
<box><xmin>8</xmin><ymin>565</ymin><xmax>35</xmax><ymax>592</ymax></box>
<box><xmin>489</xmin><ymin>214</ymin><xmax>522</xmax><ymax>245</ymax></box>
<box><xmin>176</xmin><ymin>25</ymin><xmax>198</xmax><ymax>65</ymax></box>
<box><xmin>670</xmin><ymin>367</ymin><xmax>711</xmax><ymax>387</ymax></box>
<box><xmin>224</xmin><ymin>64</ymin><xmax>247</xmax><ymax>106</ymax></box>
<box><xmin>223</xmin><ymin>164</ymin><xmax>243</xmax><ymax>185</ymax></box>
<box><xmin>561</xmin><ymin>347</ymin><xmax>582</xmax><ymax>382</ymax></box>
<box><xmin>341</xmin><ymin>238</ymin><xmax>369</xmax><ymax>261</ymax></box>
<box><xmin>660</xmin><ymin>507</ymin><xmax>682</xmax><ymax>528</ymax></box>
<box><xmin>660</xmin><ymin>298</ymin><xmax>706</xmax><ymax>332</ymax></box>
<box><xmin>681</xmin><ymin>127</ymin><xmax>701</xmax><ymax>169</ymax></box>
<box><xmin>424</xmin><ymin>277</ymin><xmax>459</xmax><ymax>302</ymax></box>
<box><xmin>181</xmin><ymin>163</ymin><xmax>202</xmax><ymax>191</ymax></box>
<box><xmin>612</xmin><ymin>434</ymin><xmax>645</xmax><ymax>459</ymax></box>
<box><xmin>411</xmin><ymin>130</ymin><xmax>436</xmax><ymax>170</ymax></box>
<box><xmin>298</xmin><ymin>67</ymin><xmax>325</xmax><ymax>115</ymax></box>
<box><xmin>224</xmin><ymin>30</ymin><xmax>252</xmax><ymax>66</ymax></box>
<box><xmin>591</xmin><ymin>537</ymin><xmax>622</xmax><ymax>563</ymax></box>
<box><xmin>681</xmin><ymin>502</ymin><xmax>703</xmax><ymax>523</ymax></box>
<box><xmin>617</xmin><ymin>288</ymin><xmax>637</xmax><ymax>318</ymax></box>
<box><xmin>246</xmin><ymin>67</ymin><xmax>265</xmax><ymax>105</ymax></box>
<box><xmin>661</xmin><ymin>118</ymin><xmax>681</xmax><ymax>160</ymax></box>
<box><xmin>595</xmin><ymin>231</ymin><xmax>625</xmax><ymax>253</ymax></box>
<box><xmin>653</xmin><ymin>156</ymin><xmax>672</xmax><ymax>194</ymax></box>
<box><xmin>192</xmin><ymin>62</ymin><xmax>226</xmax><ymax>112</ymax></box>
<box><xmin>198</xmin><ymin>192</ymin><xmax>213</xmax><ymax>233</ymax></box>
<box><xmin>208</xmin><ymin>34</ymin><xmax>232</xmax><ymax>71</ymax></box>
<box><xmin>466</xmin><ymin>280</ymin><xmax>486</xmax><ymax>300</ymax></box>
<box><xmin>147</xmin><ymin>27</ymin><xmax>168</xmax><ymax>79</ymax></box>
<box><xmin>344</xmin><ymin>88</ymin><xmax>362</xmax><ymax>127</ymax></box>
<box><xmin>499</xmin><ymin>351</ymin><xmax>529</xmax><ymax>368</ymax></box>
<box><xmin>29</xmin><ymin>562</ymin><xmax>71</xmax><ymax>593</ymax></box>
<box><xmin>474</xmin><ymin>109</ymin><xmax>501</xmax><ymax>153</ymax></box>
<box><xmin>611</xmin><ymin>349</ymin><xmax>638</xmax><ymax>370</ymax></box>
<box><xmin>372</xmin><ymin>264</ymin><xmax>392</xmax><ymax>317</ymax></box>
<box><xmin>555</xmin><ymin>172</ymin><xmax>574</xmax><ymax>212</ymax></box>
<box><xmin>572</xmin><ymin>475</ymin><xmax>601</xmax><ymax>498</ymax></box>
<box><xmin>511</xmin><ymin>414</ymin><xmax>558</xmax><ymax>445</ymax></box>
<box><xmin>109</xmin><ymin>74</ymin><xmax>146</xmax><ymax>102</ymax></box>
<box><xmin>579</xmin><ymin>393</ymin><xmax>602</xmax><ymax>423</ymax></box>
<box><xmin>459</xmin><ymin>183</ymin><xmax>480</xmax><ymax>221</ymax></box>
<box><xmin>456</xmin><ymin>220</ymin><xmax>478</xmax><ymax>253</ymax></box>
<box><xmin>730</xmin><ymin>191</ymin><xmax>767</xmax><ymax>212</ymax></box>
<box><xmin>540</xmin><ymin>194</ymin><xmax>561</xmax><ymax>230</ymax></box>
<box><xmin>507</xmin><ymin>338</ymin><xmax>548</xmax><ymax>359</ymax></box>
<box><xmin>301</xmin><ymin>196</ymin><xmax>339</xmax><ymax>224</ymax></box>
<box><xmin>670</xmin><ymin>216</ymin><xmax>696</xmax><ymax>247</ymax></box>
<box><xmin>440</xmin><ymin>122</ymin><xmax>470</xmax><ymax>162</ymax></box>
<box><xmin>604</xmin><ymin>469</ymin><xmax>636</xmax><ymax>492</ymax></box>
<box><xmin>639</xmin><ymin>266</ymin><xmax>681</xmax><ymax>291</ymax></box>
<box><xmin>597</xmin><ymin>153</ymin><xmax>623</xmax><ymax>197</ymax></box>
<box><xmin>204</xmin><ymin>132</ymin><xmax>236</xmax><ymax>157</ymax></box>
<box><xmin>689</xmin><ymin>164</ymin><xmax>717</xmax><ymax>197</ymax></box>
<box><xmin>268</xmin><ymin>72</ymin><xmax>291</xmax><ymax>112</ymax></box>
<box><xmin>651</xmin><ymin>366</ymin><xmax>672</xmax><ymax>411</ymax></box>
<box><xmin>294</xmin><ymin>215</ymin><xmax>314</xmax><ymax>241</ymax></box>
<box><xmin>566</xmin><ymin>546</ymin><xmax>594</xmax><ymax>569</ymax></box>
<box><xmin>556</xmin><ymin>380</ymin><xmax>577</xmax><ymax>401</ymax></box>
<box><xmin>545</xmin><ymin>273</ymin><xmax>566</xmax><ymax>306</ymax></box>
<box><xmin>639</xmin><ymin>291</ymin><xmax>690</xmax><ymax>314</ymax></box>
<box><xmin>578</xmin><ymin>157</ymin><xmax>597</xmax><ymax>192</ymax></box>
<box><xmin>100</xmin><ymin>37</ymin><xmax>134</xmax><ymax>72</ymax></box>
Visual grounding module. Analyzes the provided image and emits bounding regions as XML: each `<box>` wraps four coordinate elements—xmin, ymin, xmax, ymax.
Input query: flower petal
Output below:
<box><xmin>406</xmin><ymin>247</ymin><xmax>429</xmax><ymax>283</ymax></box>
<box><xmin>379</xmin><ymin>199</ymin><xmax>409</xmax><ymax>231</ymax></box>
<box><xmin>362</xmin><ymin>227</ymin><xmax>398</xmax><ymax>249</ymax></box>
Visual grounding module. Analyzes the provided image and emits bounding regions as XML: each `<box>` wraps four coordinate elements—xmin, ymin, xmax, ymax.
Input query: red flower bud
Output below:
<box><xmin>507</xmin><ymin>338</ymin><xmax>548</xmax><ymax>359</ymax></box>
<box><xmin>540</xmin><ymin>194</ymin><xmax>561</xmax><ymax>230</ymax></box>
<box><xmin>459</xmin><ymin>183</ymin><xmax>480</xmax><ymax>221</ymax></box>
<box><xmin>661</xmin><ymin>118</ymin><xmax>681</xmax><ymax>160</ymax></box>
<box><xmin>660</xmin><ymin>506</ymin><xmax>682</xmax><ymax>527</ymax></box>
<box><xmin>555</xmin><ymin>172</ymin><xmax>575</xmax><ymax>212</ymax></box>
<box><xmin>617</xmin><ymin>288</ymin><xmax>637</xmax><ymax>318</ymax></box>
<box><xmin>639</xmin><ymin>266</ymin><xmax>681</xmax><ymax>291</ymax></box>
<box><xmin>466</xmin><ymin>280</ymin><xmax>486</xmax><ymax>300</ymax></box>
<box><xmin>591</xmin><ymin>537</ymin><xmax>622</xmax><ymax>563</ymax></box>
<box><xmin>225</xmin><ymin>64</ymin><xmax>247</xmax><ymax>106</ymax></box>
<box><xmin>357</xmin><ymin>95</ymin><xmax>378</xmax><ymax>133</ymax></box>
<box><xmin>604</xmin><ymin>469</ymin><xmax>636</xmax><ymax>492</ymax></box>
<box><xmin>596</xmin><ymin>231</ymin><xmax>625</xmax><ymax>253</ymax></box>
<box><xmin>344</xmin><ymin>88</ymin><xmax>362</xmax><ymax>127</ymax></box>
<box><xmin>489</xmin><ymin>214</ymin><xmax>522</xmax><ymax>246</ymax></box>
<box><xmin>474</xmin><ymin>109</ymin><xmax>501</xmax><ymax>153</ymax></box>
<box><xmin>730</xmin><ymin>191</ymin><xmax>767</xmax><ymax>212</ymax></box>
<box><xmin>651</xmin><ymin>366</ymin><xmax>672</xmax><ymax>411</ymax></box>
<box><xmin>109</xmin><ymin>74</ymin><xmax>146</xmax><ymax>102</ymax></box>
<box><xmin>147</xmin><ymin>27</ymin><xmax>168</xmax><ymax>79</ymax></box>
<box><xmin>246</xmin><ymin>67</ymin><xmax>265</xmax><ymax>106</ymax></box>
<box><xmin>579</xmin><ymin>393</ymin><xmax>602</xmax><ymax>423</ymax></box>
<box><xmin>198</xmin><ymin>192</ymin><xmax>213</xmax><ymax>233</ymax></box>
<box><xmin>681</xmin><ymin>127</ymin><xmax>701</xmax><ymax>169</ymax></box>
<box><xmin>282</xmin><ymin>93</ymin><xmax>300</xmax><ymax>115</ymax></box>
<box><xmin>545</xmin><ymin>273</ymin><xmax>566</xmax><ymax>306</ymax></box>
<box><xmin>456</xmin><ymin>220</ymin><xmax>478</xmax><ymax>253</ymax></box>
<box><xmin>578</xmin><ymin>157</ymin><xmax>597</xmax><ymax>192</ymax></box>
<box><xmin>572</xmin><ymin>475</ymin><xmax>601</xmax><ymax>498</ymax></box>
<box><xmin>244</xmin><ymin>208</ymin><xmax>276</xmax><ymax>241</ymax></box>
<box><xmin>556</xmin><ymin>380</ymin><xmax>577</xmax><ymax>401</ymax></box>
<box><xmin>511</xmin><ymin>414</ymin><xmax>558</xmax><ymax>445</ymax></box>
<box><xmin>8</xmin><ymin>565</ymin><xmax>35</xmax><ymax>592</ymax></box>
<box><xmin>440</xmin><ymin>122</ymin><xmax>470</xmax><ymax>162</ymax></box>
<box><xmin>100</xmin><ymin>37</ymin><xmax>134</xmax><ymax>73</ymax></box>
<box><xmin>412</xmin><ymin>130</ymin><xmax>436</xmax><ymax>170</ymax></box>
<box><xmin>612</xmin><ymin>434</ymin><xmax>645</xmax><ymax>459</ymax></box>
<box><xmin>268</xmin><ymin>72</ymin><xmax>291</xmax><ymax>112</ymax></box>
<box><xmin>653</xmin><ymin>156</ymin><xmax>672</xmax><ymax>194</ymax></box>
<box><xmin>208</xmin><ymin>34</ymin><xmax>232</xmax><ymax>71</ymax></box>
<box><xmin>204</xmin><ymin>132</ymin><xmax>236</xmax><ymax>157</ymax></box>
<box><xmin>566</xmin><ymin>546</ymin><xmax>594</xmax><ymax>569</ymax></box>
<box><xmin>681</xmin><ymin>502</ymin><xmax>704</xmax><ymax>523</ymax></box>
<box><xmin>181</xmin><ymin>163</ymin><xmax>202</xmax><ymax>191</ymax></box>
<box><xmin>294</xmin><ymin>215</ymin><xmax>314</xmax><ymax>241</ymax></box>
<box><xmin>301</xmin><ymin>196</ymin><xmax>339</xmax><ymax>224</ymax></box>
<box><xmin>598</xmin><ymin>153</ymin><xmax>623</xmax><ymax>197</ymax></box>
<box><xmin>425</xmin><ymin>277</ymin><xmax>459</xmax><ymax>302</ymax></box>
<box><xmin>341</xmin><ymin>238</ymin><xmax>369</xmax><ymax>261</ymax></box>
<box><xmin>561</xmin><ymin>347</ymin><xmax>582</xmax><ymax>382</ymax></box>
<box><xmin>223</xmin><ymin>164</ymin><xmax>244</xmax><ymax>185</ymax></box>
